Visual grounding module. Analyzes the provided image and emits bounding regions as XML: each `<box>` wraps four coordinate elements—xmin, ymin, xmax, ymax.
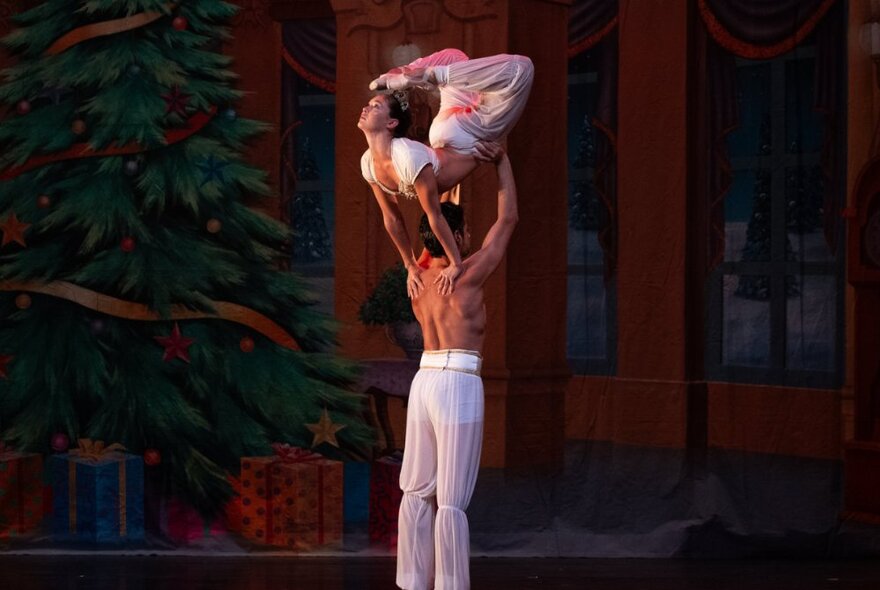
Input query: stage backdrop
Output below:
<box><xmin>1</xmin><ymin>0</ymin><xmax>879</xmax><ymax>559</ymax></box>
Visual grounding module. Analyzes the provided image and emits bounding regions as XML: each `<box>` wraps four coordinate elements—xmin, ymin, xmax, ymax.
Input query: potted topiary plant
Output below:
<box><xmin>358</xmin><ymin>263</ymin><xmax>423</xmax><ymax>359</ymax></box>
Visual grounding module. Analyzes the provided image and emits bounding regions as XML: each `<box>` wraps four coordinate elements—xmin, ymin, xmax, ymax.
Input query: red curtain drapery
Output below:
<box><xmin>698</xmin><ymin>0</ymin><xmax>837</xmax><ymax>60</ymax></box>
<box><xmin>698</xmin><ymin>0</ymin><xmax>844</xmax><ymax>270</ymax></box>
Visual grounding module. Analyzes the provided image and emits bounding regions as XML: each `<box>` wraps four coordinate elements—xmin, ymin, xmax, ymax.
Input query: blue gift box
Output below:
<box><xmin>50</xmin><ymin>451</ymin><xmax>144</xmax><ymax>544</ymax></box>
<box><xmin>343</xmin><ymin>462</ymin><xmax>371</xmax><ymax>529</ymax></box>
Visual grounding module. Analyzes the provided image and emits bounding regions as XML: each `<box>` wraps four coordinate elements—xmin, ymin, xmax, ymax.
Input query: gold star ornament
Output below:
<box><xmin>305</xmin><ymin>408</ymin><xmax>346</xmax><ymax>448</ymax></box>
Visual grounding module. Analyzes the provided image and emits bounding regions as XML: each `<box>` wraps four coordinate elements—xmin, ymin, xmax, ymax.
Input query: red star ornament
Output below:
<box><xmin>154</xmin><ymin>322</ymin><xmax>195</xmax><ymax>363</ymax></box>
<box><xmin>1</xmin><ymin>212</ymin><xmax>31</xmax><ymax>247</ymax></box>
<box><xmin>0</xmin><ymin>354</ymin><xmax>13</xmax><ymax>379</ymax></box>
<box><xmin>162</xmin><ymin>87</ymin><xmax>190</xmax><ymax>116</ymax></box>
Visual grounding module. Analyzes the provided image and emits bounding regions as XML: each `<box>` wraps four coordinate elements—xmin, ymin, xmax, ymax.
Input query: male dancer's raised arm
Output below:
<box><xmin>461</xmin><ymin>142</ymin><xmax>518</xmax><ymax>286</ymax></box>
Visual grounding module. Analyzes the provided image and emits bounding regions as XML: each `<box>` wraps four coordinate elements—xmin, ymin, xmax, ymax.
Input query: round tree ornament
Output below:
<box><xmin>51</xmin><ymin>432</ymin><xmax>70</xmax><ymax>452</ymax></box>
<box><xmin>14</xmin><ymin>293</ymin><xmax>31</xmax><ymax>309</ymax></box>
<box><xmin>144</xmin><ymin>448</ymin><xmax>162</xmax><ymax>466</ymax></box>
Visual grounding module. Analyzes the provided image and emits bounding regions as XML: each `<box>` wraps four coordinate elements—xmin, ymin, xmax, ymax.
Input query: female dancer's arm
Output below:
<box><xmin>413</xmin><ymin>167</ymin><xmax>462</xmax><ymax>295</ymax></box>
<box><xmin>369</xmin><ymin>184</ymin><xmax>425</xmax><ymax>299</ymax></box>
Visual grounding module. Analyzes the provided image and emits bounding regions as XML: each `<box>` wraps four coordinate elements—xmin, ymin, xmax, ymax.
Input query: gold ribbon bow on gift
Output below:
<box><xmin>271</xmin><ymin>443</ymin><xmax>322</xmax><ymax>463</ymax></box>
<box><xmin>69</xmin><ymin>438</ymin><xmax>126</xmax><ymax>462</ymax></box>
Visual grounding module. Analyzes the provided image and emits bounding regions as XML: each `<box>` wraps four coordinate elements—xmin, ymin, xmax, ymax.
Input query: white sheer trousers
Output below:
<box><xmin>396</xmin><ymin>360</ymin><xmax>484</xmax><ymax>590</ymax></box>
<box><xmin>404</xmin><ymin>48</ymin><xmax>535</xmax><ymax>149</ymax></box>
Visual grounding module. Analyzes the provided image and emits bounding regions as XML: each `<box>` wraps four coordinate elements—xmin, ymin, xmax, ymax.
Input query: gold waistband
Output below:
<box><xmin>419</xmin><ymin>349</ymin><xmax>482</xmax><ymax>376</ymax></box>
<box><xmin>421</xmin><ymin>349</ymin><xmax>482</xmax><ymax>359</ymax></box>
<box><xmin>419</xmin><ymin>365</ymin><xmax>481</xmax><ymax>377</ymax></box>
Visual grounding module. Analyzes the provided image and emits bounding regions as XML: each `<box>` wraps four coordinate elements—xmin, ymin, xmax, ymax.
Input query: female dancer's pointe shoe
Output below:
<box><xmin>369</xmin><ymin>66</ymin><xmax>433</xmax><ymax>91</ymax></box>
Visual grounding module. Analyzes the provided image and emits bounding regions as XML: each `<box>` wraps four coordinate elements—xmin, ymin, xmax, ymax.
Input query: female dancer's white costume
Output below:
<box><xmin>361</xmin><ymin>49</ymin><xmax>534</xmax><ymax>199</ymax></box>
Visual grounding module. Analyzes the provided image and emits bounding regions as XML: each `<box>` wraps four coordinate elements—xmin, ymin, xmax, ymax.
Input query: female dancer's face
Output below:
<box><xmin>357</xmin><ymin>96</ymin><xmax>394</xmax><ymax>135</ymax></box>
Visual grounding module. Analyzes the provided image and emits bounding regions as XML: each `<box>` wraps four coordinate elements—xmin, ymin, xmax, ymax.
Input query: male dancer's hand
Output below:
<box><xmin>473</xmin><ymin>140</ymin><xmax>504</xmax><ymax>162</ymax></box>
<box><xmin>430</xmin><ymin>140</ymin><xmax>501</xmax><ymax>296</ymax></box>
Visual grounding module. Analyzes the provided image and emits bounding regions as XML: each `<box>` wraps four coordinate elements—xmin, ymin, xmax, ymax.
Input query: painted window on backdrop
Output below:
<box><xmin>282</xmin><ymin>65</ymin><xmax>336</xmax><ymax>316</ymax></box>
<box><xmin>567</xmin><ymin>44</ymin><xmax>617</xmax><ymax>376</ymax></box>
<box><xmin>706</xmin><ymin>36</ymin><xmax>845</xmax><ymax>388</ymax></box>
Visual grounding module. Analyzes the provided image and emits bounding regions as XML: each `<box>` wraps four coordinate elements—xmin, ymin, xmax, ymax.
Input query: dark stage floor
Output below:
<box><xmin>1</xmin><ymin>556</ymin><xmax>880</xmax><ymax>589</ymax></box>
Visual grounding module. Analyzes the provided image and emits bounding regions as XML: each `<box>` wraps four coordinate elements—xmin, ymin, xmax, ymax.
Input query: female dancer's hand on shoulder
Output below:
<box><xmin>406</xmin><ymin>261</ymin><xmax>425</xmax><ymax>299</ymax></box>
<box><xmin>434</xmin><ymin>263</ymin><xmax>462</xmax><ymax>296</ymax></box>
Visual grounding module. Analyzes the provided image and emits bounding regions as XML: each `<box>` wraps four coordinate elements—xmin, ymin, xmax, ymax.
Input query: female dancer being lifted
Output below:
<box><xmin>357</xmin><ymin>49</ymin><xmax>533</xmax><ymax>297</ymax></box>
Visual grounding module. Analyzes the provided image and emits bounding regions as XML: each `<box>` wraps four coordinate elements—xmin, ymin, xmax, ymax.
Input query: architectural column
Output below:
<box><xmin>330</xmin><ymin>0</ymin><xmax>571</xmax><ymax>469</ymax></box>
<box><xmin>225</xmin><ymin>2</ymin><xmax>283</xmax><ymax>219</ymax></box>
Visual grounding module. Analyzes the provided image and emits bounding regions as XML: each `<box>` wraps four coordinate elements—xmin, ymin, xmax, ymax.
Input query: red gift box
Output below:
<box><xmin>237</xmin><ymin>445</ymin><xmax>343</xmax><ymax>549</ymax></box>
<box><xmin>274</xmin><ymin>447</ymin><xmax>343</xmax><ymax>550</ymax></box>
<box><xmin>166</xmin><ymin>497</ymin><xmax>226</xmax><ymax>544</ymax></box>
<box><xmin>0</xmin><ymin>447</ymin><xmax>44</xmax><ymax>539</ymax></box>
<box><xmin>369</xmin><ymin>453</ymin><xmax>403</xmax><ymax>548</ymax></box>
<box><xmin>239</xmin><ymin>455</ymin><xmax>295</xmax><ymax>546</ymax></box>
<box><xmin>145</xmin><ymin>469</ymin><xmax>226</xmax><ymax>545</ymax></box>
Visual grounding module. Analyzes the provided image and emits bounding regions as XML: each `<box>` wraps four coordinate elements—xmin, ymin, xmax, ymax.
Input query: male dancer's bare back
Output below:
<box><xmin>411</xmin><ymin>261</ymin><xmax>486</xmax><ymax>351</ymax></box>
<box><xmin>410</xmin><ymin>146</ymin><xmax>517</xmax><ymax>353</ymax></box>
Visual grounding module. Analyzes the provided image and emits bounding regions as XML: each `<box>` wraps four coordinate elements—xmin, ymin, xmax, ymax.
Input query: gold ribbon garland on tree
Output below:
<box><xmin>0</xmin><ymin>281</ymin><xmax>301</xmax><ymax>351</ymax></box>
<box><xmin>1</xmin><ymin>5</ymin><xmax>300</xmax><ymax>352</ymax></box>
<box><xmin>45</xmin><ymin>3</ymin><xmax>177</xmax><ymax>56</ymax></box>
<box><xmin>1</xmin><ymin>3</ymin><xmax>211</xmax><ymax>182</ymax></box>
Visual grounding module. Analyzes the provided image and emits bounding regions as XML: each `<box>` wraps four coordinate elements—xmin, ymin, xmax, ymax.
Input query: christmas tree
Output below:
<box><xmin>0</xmin><ymin>1</ymin><xmax>370</xmax><ymax>516</ymax></box>
<box><xmin>291</xmin><ymin>139</ymin><xmax>332</xmax><ymax>264</ymax></box>
<box><xmin>569</xmin><ymin>114</ymin><xmax>601</xmax><ymax>232</ymax></box>
<box><xmin>736</xmin><ymin>115</ymin><xmax>799</xmax><ymax>300</ymax></box>
<box><xmin>785</xmin><ymin>164</ymin><xmax>824</xmax><ymax>234</ymax></box>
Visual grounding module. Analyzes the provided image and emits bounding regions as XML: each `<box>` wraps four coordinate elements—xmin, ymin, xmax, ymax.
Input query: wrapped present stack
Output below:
<box><xmin>238</xmin><ymin>444</ymin><xmax>343</xmax><ymax>550</ymax></box>
<box><xmin>224</xmin><ymin>475</ymin><xmax>243</xmax><ymax>534</ymax></box>
<box><xmin>165</xmin><ymin>498</ymin><xmax>226</xmax><ymax>544</ymax></box>
<box><xmin>343</xmin><ymin>461</ymin><xmax>371</xmax><ymax>534</ymax></box>
<box><xmin>369</xmin><ymin>452</ymin><xmax>404</xmax><ymax>548</ymax></box>
<box><xmin>0</xmin><ymin>442</ymin><xmax>44</xmax><ymax>539</ymax></box>
<box><xmin>49</xmin><ymin>439</ymin><xmax>144</xmax><ymax>544</ymax></box>
<box><xmin>145</xmin><ymin>469</ymin><xmax>226</xmax><ymax>545</ymax></box>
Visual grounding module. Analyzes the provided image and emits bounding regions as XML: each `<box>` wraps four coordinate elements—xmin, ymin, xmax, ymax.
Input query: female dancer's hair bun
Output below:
<box><xmin>392</xmin><ymin>89</ymin><xmax>410</xmax><ymax>111</ymax></box>
<box><xmin>403</xmin><ymin>88</ymin><xmax>435</xmax><ymax>143</ymax></box>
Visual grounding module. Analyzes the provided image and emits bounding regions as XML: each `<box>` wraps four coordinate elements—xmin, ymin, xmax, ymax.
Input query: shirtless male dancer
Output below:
<box><xmin>396</xmin><ymin>141</ymin><xmax>516</xmax><ymax>590</ymax></box>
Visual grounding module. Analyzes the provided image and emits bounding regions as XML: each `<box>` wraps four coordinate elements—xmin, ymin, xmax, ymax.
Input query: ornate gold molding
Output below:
<box><xmin>331</xmin><ymin>0</ymin><xmax>497</xmax><ymax>37</ymax></box>
<box><xmin>444</xmin><ymin>0</ymin><xmax>497</xmax><ymax>22</ymax></box>
<box><xmin>233</xmin><ymin>0</ymin><xmax>271</xmax><ymax>28</ymax></box>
